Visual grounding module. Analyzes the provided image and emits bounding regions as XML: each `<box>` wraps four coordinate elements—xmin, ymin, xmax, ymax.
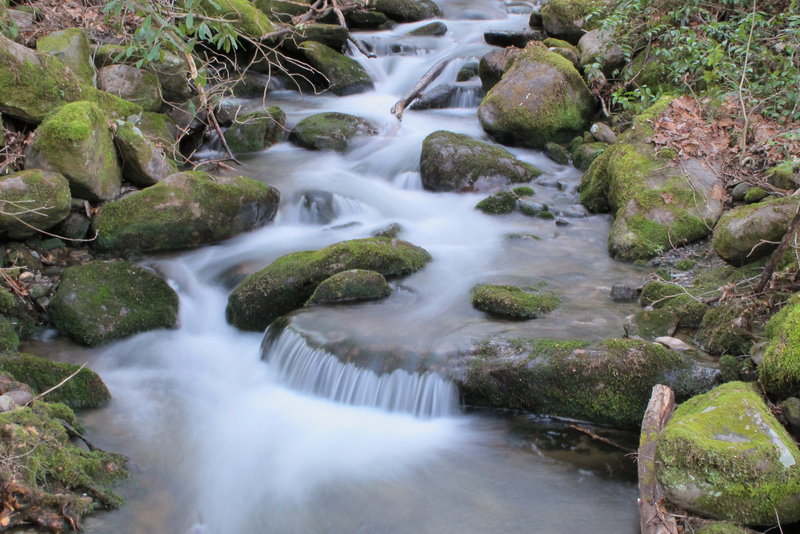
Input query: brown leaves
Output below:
<box><xmin>650</xmin><ymin>95</ymin><xmax>732</xmax><ymax>160</ymax></box>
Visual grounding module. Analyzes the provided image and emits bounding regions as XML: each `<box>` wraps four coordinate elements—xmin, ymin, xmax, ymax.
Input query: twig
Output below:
<box><xmin>737</xmin><ymin>0</ymin><xmax>757</xmax><ymax>161</ymax></box>
<box><xmin>25</xmin><ymin>363</ymin><xmax>88</xmax><ymax>406</ymax></box>
<box><xmin>756</xmin><ymin>203</ymin><xmax>800</xmax><ymax>294</ymax></box>
<box><xmin>349</xmin><ymin>36</ymin><xmax>376</xmax><ymax>58</ymax></box>
<box><xmin>570</xmin><ymin>425</ymin><xmax>634</xmax><ymax>453</ymax></box>
<box><xmin>391</xmin><ymin>58</ymin><xmax>453</xmax><ymax>119</ymax></box>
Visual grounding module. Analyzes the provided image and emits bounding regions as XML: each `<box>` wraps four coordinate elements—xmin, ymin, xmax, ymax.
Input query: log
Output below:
<box><xmin>391</xmin><ymin>58</ymin><xmax>453</xmax><ymax>120</ymax></box>
<box><xmin>638</xmin><ymin>384</ymin><xmax>680</xmax><ymax>534</ymax></box>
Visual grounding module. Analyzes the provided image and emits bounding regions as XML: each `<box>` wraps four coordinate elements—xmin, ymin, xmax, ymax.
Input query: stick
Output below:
<box><xmin>570</xmin><ymin>425</ymin><xmax>634</xmax><ymax>453</ymax></box>
<box><xmin>754</xmin><ymin>203</ymin><xmax>800</xmax><ymax>295</ymax></box>
<box><xmin>391</xmin><ymin>57</ymin><xmax>453</xmax><ymax>119</ymax></box>
<box><xmin>349</xmin><ymin>36</ymin><xmax>376</xmax><ymax>58</ymax></box>
<box><xmin>26</xmin><ymin>362</ymin><xmax>88</xmax><ymax>406</ymax></box>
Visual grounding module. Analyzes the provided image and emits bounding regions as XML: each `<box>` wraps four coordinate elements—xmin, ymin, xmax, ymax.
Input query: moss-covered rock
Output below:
<box><xmin>0</xmin><ymin>170</ymin><xmax>71</xmax><ymax>239</ymax></box>
<box><xmin>623</xmin><ymin>308</ymin><xmax>678</xmax><ymax>341</ymax></box>
<box><xmin>712</xmin><ymin>197</ymin><xmax>798</xmax><ymax>266</ymax></box>
<box><xmin>195</xmin><ymin>0</ymin><xmax>274</xmax><ymax>38</ymax></box>
<box><xmin>540</xmin><ymin>0</ymin><xmax>603</xmax><ymax>44</ymax></box>
<box><xmin>0</xmin><ymin>316</ymin><xmax>19</xmax><ymax>351</ymax></box>
<box><xmin>292</xmin><ymin>112</ymin><xmax>377</xmax><ymax>152</ymax></box>
<box><xmin>306</xmin><ymin>269</ymin><xmax>392</xmax><ymax>304</ymax></box>
<box><xmin>408</xmin><ymin>21</ymin><xmax>447</xmax><ymax>36</ymax></box>
<box><xmin>298</xmin><ymin>41</ymin><xmax>373</xmax><ymax>96</ymax></box>
<box><xmin>475</xmin><ymin>191</ymin><xmax>518</xmax><ymax>214</ymax></box>
<box><xmin>227</xmin><ymin>237</ymin><xmax>431</xmax><ymax>330</ymax></box>
<box><xmin>456</xmin><ymin>337</ymin><xmax>719</xmax><ymax>428</ymax></box>
<box><xmin>544</xmin><ymin>141</ymin><xmax>570</xmax><ymax>164</ymax></box>
<box><xmin>224</xmin><ymin>107</ymin><xmax>286</xmax><ymax>154</ymax></box>
<box><xmin>0</xmin><ymin>352</ymin><xmax>110</xmax><ymax>408</ymax></box>
<box><xmin>92</xmin><ymin>171</ymin><xmax>280</xmax><ymax>253</ymax></box>
<box><xmin>766</xmin><ymin>158</ymin><xmax>800</xmax><ymax>190</ymax></box>
<box><xmin>478</xmin><ymin>48</ymin><xmax>522</xmax><ymax>92</ymax></box>
<box><xmin>93</xmin><ymin>44</ymin><xmax>192</xmax><ymax>103</ymax></box>
<box><xmin>252</xmin><ymin>0</ymin><xmax>311</xmax><ymax>22</ymax></box>
<box><xmin>294</xmin><ymin>23</ymin><xmax>350</xmax><ymax>50</ymax></box>
<box><xmin>694</xmin><ymin>522</ymin><xmax>756</xmax><ymax>534</ymax></box>
<box><xmin>743</xmin><ymin>186</ymin><xmax>768</xmax><ymax>203</ymax></box>
<box><xmin>114</xmin><ymin>119</ymin><xmax>177</xmax><ymax>186</ymax></box>
<box><xmin>373</xmin><ymin>0</ymin><xmax>441</xmax><ymax>22</ymax></box>
<box><xmin>694</xmin><ymin>300</ymin><xmax>755</xmax><ymax>356</ymax></box>
<box><xmin>97</xmin><ymin>64</ymin><xmax>163</xmax><ymax>112</ymax></box>
<box><xmin>656</xmin><ymin>381</ymin><xmax>800</xmax><ymax>525</ymax></box>
<box><xmin>49</xmin><ymin>260</ymin><xmax>178</xmax><ymax>346</ymax></box>
<box><xmin>36</xmin><ymin>28</ymin><xmax>95</xmax><ymax>86</ymax></box>
<box><xmin>760</xmin><ymin>295</ymin><xmax>800</xmax><ymax>398</ymax></box>
<box><xmin>572</xmin><ymin>140</ymin><xmax>605</xmax><ymax>170</ymax></box>
<box><xmin>477</xmin><ymin>42</ymin><xmax>596</xmax><ymax>148</ymax></box>
<box><xmin>420</xmin><ymin>130</ymin><xmax>541</xmax><ymax>192</ymax></box>
<box><xmin>25</xmin><ymin>101</ymin><xmax>122</xmax><ymax>201</ymax></box>
<box><xmin>577</xmin><ymin>28</ymin><xmax>624</xmax><ymax>75</ymax></box>
<box><xmin>471</xmin><ymin>284</ymin><xmax>560</xmax><ymax>319</ymax></box>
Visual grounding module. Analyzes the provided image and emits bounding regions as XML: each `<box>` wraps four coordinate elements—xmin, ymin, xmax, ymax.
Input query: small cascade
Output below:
<box><xmin>261</xmin><ymin>327</ymin><xmax>460</xmax><ymax>418</ymax></box>
<box><xmin>291</xmin><ymin>191</ymin><xmax>377</xmax><ymax>224</ymax></box>
<box><xmin>449</xmin><ymin>85</ymin><xmax>484</xmax><ymax>108</ymax></box>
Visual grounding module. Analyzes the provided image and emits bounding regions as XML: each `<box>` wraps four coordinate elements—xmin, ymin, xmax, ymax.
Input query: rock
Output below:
<box><xmin>345</xmin><ymin>9</ymin><xmax>391</xmax><ymax>29</ymax></box>
<box><xmin>4</xmin><ymin>389</ymin><xmax>33</xmax><ymax>406</ymax></box>
<box><xmin>712</xmin><ymin>197</ymin><xmax>798</xmax><ymax>266</ymax></box>
<box><xmin>540</xmin><ymin>0</ymin><xmax>602</xmax><ymax>44</ymax></box>
<box><xmin>784</xmin><ymin>397</ymin><xmax>800</xmax><ymax>434</ymax></box>
<box><xmin>623</xmin><ymin>309</ymin><xmax>678</xmax><ymax>341</ymax></box>
<box><xmin>97</xmin><ymin>64</ymin><xmax>163</xmax><ymax>112</ymax></box>
<box><xmin>478</xmin><ymin>42</ymin><xmax>596</xmax><ymax>148</ymax></box>
<box><xmin>455</xmin><ymin>337</ymin><xmax>719</xmax><ymax>428</ymax></box>
<box><xmin>743</xmin><ymin>186</ymin><xmax>768</xmax><ymax>203</ymax></box>
<box><xmin>0</xmin><ymin>393</ymin><xmax>15</xmax><ymax>412</ymax></box>
<box><xmin>0</xmin><ymin>352</ymin><xmax>110</xmax><ymax>408</ymax></box>
<box><xmin>578</xmin><ymin>29</ymin><xmax>624</xmax><ymax>74</ymax></box>
<box><xmin>548</xmin><ymin>46</ymin><xmax>581</xmax><ymax>70</ymax></box>
<box><xmin>25</xmin><ymin>101</ymin><xmax>122</xmax><ymax>201</ymax></box>
<box><xmin>419</xmin><ymin>130</ymin><xmax>541</xmax><ymax>192</ymax></box>
<box><xmin>766</xmin><ymin>159</ymin><xmax>800</xmax><ymax>190</ymax></box>
<box><xmin>299</xmin><ymin>41</ymin><xmax>374</xmax><ymax>96</ymax></box>
<box><xmin>35</xmin><ymin>28</ymin><xmax>95</xmax><ymax>86</ymax></box>
<box><xmin>196</xmin><ymin>0</ymin><xmax>274</xmax><ymax>38</ymax></box>
<box><xmin>529</xmin><ymin>10</ymin><xmax>542</xmax><ymax>27</ymax></box>
<box><xmin>409</xmin><ymin>84</ymin><xmax>457</xmax><ymax>110</ymax></box>
<box><xmin>408</xmin><ymin>21</ymin><xmax>447</xmax><ymax>36</ymax></box>
<box><xmin>113</xmin><ymin>120</ymin><xmax>177</xmax><ymax>186</ymax></box>
<box><xmin>294</xmin><ymin>23</ymin><xmax>350</xmax><ymax>51</ymax></box>
<box><xmin>610</xmin><ymin>284</ymin><xmax>640</xmax><ymax>301</ymax></box>
<box><xmin>590</xmin><ymin>122</ymin><xmax>616</xmax><ymax>144</ymax></box>
<box><xmin>292</xmin><ymin>112</ymin><xmax>378</xmax><ymax>152</ymax></box>
<box><xmin>224</xmin><ymin>107</ymin><xmax>286</xmax><ymax>154</ymax></box>
<box><xmin>0</xmin><ymin>170</ymin><xmax>71</xmax><ymax>239</ymax></box>
<box><xmin>483</xmin><ymin>29</ymin><xmax>544</xmax><ymax>48</ymax></box>
<box><xmin>655</xmin><ymin>336</ymin><xmax>691</xmax><ymax>352</ymax></box>
<box><xmin>94</xmin><ymin>44</ymin><xmax>192</xmax><ymax>103</ymax></box>
<box><xmin>478</xmin><ymin>47</ymin><xmax>522</xmax><ymax>92</ymax></box>
<box><xmin>475</xmin><ymin>191</ymin><xmax>518</xmax><ymax>214</ymax></box>
<box><xmin>695</xmin><ymin>300</ymin><xmax>755</xmax><ymax>356</ymax></box>
<box><xmin>518</xmin><ymin>200</ymin><xmax>549</xmax><ymax>217</ymax></box>
<box><xmin>92</xmin><ymin>171</ymin><xmax>279</xmax><ymax>253</ymax></box>
<box><xmin>373</xmin><ymin>0</ymin><xmax>441</xmax><ymax>22</ymax></box>
<box><xmin>471</xmin><ymin>284</ymin><xmax>560</xmax><ymax>319</ymax></box>
<box><xmin>306</xmin><ymin>269</ymin><xmax>392</xmax><ymax>304</ymax></box>
<box><xmin>572</xmin><ymin>141</ymin><xmax>605</xmax><ymax>170</ymax></box>
<box><xmin>656</xmin><ymin>381</ymin><xmax>800</xmax><ymax>525</ymax></box>
<box><xmin>227</xmin><ymin>237</ymin><xmax>431</xmax><ymax>331</ymax></box>
<box><xmin>456</xmin><ymin>61</ymin><xmax>479</xmax><ymax>81</ymax></box>
<box><xmin>730</xmin><ymin>182</ymin><xmax>750</xmax><ymax>201</ymax></box>
<box><xmin>49</xmin><ymin>260</ymin><xmax>178</xmax><ymax>346</ymax></box>
<box><xmin>0</xmin><ymin>316</ymin><xmax>19</xmax><ymax>352</ymax></box>
<box><xmin>544</xmin><ymin>142</ymin><xmax>570</xmax><ymax>164</ymax></box>
<box><xmin>53</xmin><ymin>212</ymin><xmax>91</xmax><ymax>241</ymax></box>
<box><xmin>760</xmin><ymin>295</ymin><xmax>800</xmax><ymax>398</ymax></box>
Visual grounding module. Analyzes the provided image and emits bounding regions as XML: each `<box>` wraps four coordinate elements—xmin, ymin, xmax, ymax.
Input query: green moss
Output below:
<box><xmin>694</xmin><ymin>522</ymin><xmax>755</xmax><ymax>534</ymax></box>
<box><xmin>0</xmin><ymin>315</ymin><xmax>19</xmax><ymax>351</ymax></box>
<box><xmin>475</xmin><ymin>191</ymin><xmax>518</xmax><ymax>214</ymax></box>
<box><xmin>299</xmin><ymin>41</ymin><xmax>373</xmax><ymax>96</ymax></box>
<box><xmin>512</xmin><ymin>186</ymin><xmax>534</xmax><ymax>196</ymax></box>
<box><xmin>0</xmin><ymin>288</ymin><xmax>14</xmax><ymax>315</ymax></box>
<box><xmin>542</xmin><ymin>37</ymin><xmax>579</xmax><ymax>54</ymax></box>
<box><xmin>373</xmin><ymin>0</ymin><xmax>441</xmax><ymax>22</ymax></box>
<box><xmin>227</xmin><ymin>237</ymin><xmax>432</xmax><ymax>330</ymax></box>
<box><xmin>743</xmin><ymin>186</ymin><xmax>768</xmax><ymax>203</ymax></box>
<box><xmin>471</xmin><ymin>284</ymin><xmax>560</xmax><ymax>319</ymax></box>
<box><xmin>306</xmin><ymin>269</ymin><xmax>391</xmax><ymax>304</ymax></box>
<box><xmin>540</xmin><ymin>0</ymin><xmax>602</xmax><ymax>43</ymax></box>
<box><xmin>695</xmin><ymin>300</ymin><xmax>754</xmax><ymax>356</ymax></box>
<box><xmin>225</xmin><ymin>107</ymin><xmax>286</xmax><ymax>153</ymax></box>
<box><xmin>625</xmin><ymin>308</ymin><xmax>678</xmax><ymax>340</ymax></box>
<box><xmin>195</xmin><ymin>0</ymin><xmax>274</xmax><ymax>38</ymax></box>
<box><xmin>0</xmin><ymin>170</ymin><xmax>72</xmax><ymax>239</ymax></box>
<box><xmin>761</xmin><ymin>295</ymin><xmax>800</xmax><ymax>397</ymax></box>
<box><xmin>293</xmin><ymin>112</ymin><xmax>377</xmax><ymax>152</ymax></box>
<box><xmin>610</xmin><ymin>210</ymin><xmax>710</xmax><ymax>261</ymax></box>
<box><xmin>766</xmin><ymin>158</ymin><xmax>799</xmax><ymax>190</ymax></box>
<box><xmin>675</xmin><ymin>258</ymin><xmax>696</xmax><ymax>270</ymax></box>
<box><xmin>0</xmin><ymin>352</ymin><xmax>110</xmax><ymax>408</ymax></box>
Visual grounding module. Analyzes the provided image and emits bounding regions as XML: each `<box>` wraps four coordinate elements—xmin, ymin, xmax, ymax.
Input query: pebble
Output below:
<box><xmin>655</xmin><ymin>336</ymin><xmax>691</xmax><ymax>352</ymax></box>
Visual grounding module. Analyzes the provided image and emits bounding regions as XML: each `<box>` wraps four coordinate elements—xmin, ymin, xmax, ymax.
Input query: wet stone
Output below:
<box><xmin>610</xmin><ymin>284</ymin><xmax>641</xmax><ymax>302</ymax></box>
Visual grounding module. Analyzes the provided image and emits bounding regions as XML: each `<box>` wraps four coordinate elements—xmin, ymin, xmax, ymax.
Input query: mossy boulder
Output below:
<box><xmin>195</xmin><ymin>0</ymin><xmax>275</xmax><ymax>38</ymax></box>
<box><xmin>477</xmin><ymin>42</ymin><xmax>596</xmax><ymax>149</ymax></box>
<box><xmin>0</xmin><ymin>170</ymin><xmax>71</xmax><ymax>239</ymax></box>
<box><xmin>475</xmin><ymin>191</ymin><xmax>518</xmax><ymax>214</ymax></box>
<box><xmin>0</xmin><ymin>316</ymin><xmax>19</xmax><ymax>352</ymax></box>
<box><xmin>131</xmin><ymin>111</ymin><xmax>179</xmax><ymax>157</ymax></box>
<box><xmin>408</xmin><ymin>21</ymin><xmax>447</xmax><ymax>36</ymax></box>
<box><xmin>92</xmin><ymin>171</ymin><xmax>280</xmax><ymax>253</ymax></box>
<box><xmin>36</xmin><ymin>28</ymin><xmax>95</xmax><ymax>86</ymax></box>
<box><xmin>373</xmin><ymin>0</ymin><xmax>441</xmax><ymax>22</ymax></box>
<box><xmin>471</xmin><ymin>284</ymin><xmax>561</xmax><ymax>319</ymax></box>
<box><xmin>572</xmin><ymin>141</ymin><xmax>606</xmax><ymax>170</ymax></box>
<box><xmin>306</xmin><ymin>269</ymin><xmax>392</xmax><ymax>304</ymax></box>
<box><xmin>292</xmin><ymin>112</ymin><xmax>378</xmax><ymax>152</ymax></box>
<box><xmin>251</xmin><ymin>0</ymin><xmax>310</xmax><ymax>22</ymax></box>
<box><xmin>577</xmin><ymin>28</ymin><xmax>624</xmax><ymax>74</ymax></box>
<box><xmin>760</xmin><ymin>295</ymin><xmax>800</xmax><ymax>398</ymax></box>
<box><xmin>712</xmin><ymin>197</ymin><xmax>799</xmax><ymax>266</ymax></box>
<box><xmin>93</xmin><ymin>44</ymin><xmax>192</xmax><ymax>103</ymax></box>
<box><xmin>0</xmin><ymin>352</ymin><xmax>110</xmax><ymax>408</ymax></box>
<box><xmin>455</xmin><ymin>337</ymin><xmax>719</xmax><ymax>428</ymax></box>
<box><xmin>545</xmin><ymin>141</ymin><xmax>570</xmax><ymax>164</ymax></box>
<box><xmin>25</xmin><ymin>101</ymin><xmax>122</xmax><ymax>201</ymax></box>
<box><xmin>298</xmin><ymin>41</ymin><xmax>373</xmax><ymax>96</ymax></box>
<box><xmin>656</xmin><ymin>381</ymin><xmax>800</xmax><ymax>525</ymax></box>
<box><xmin>767</xmin><ymin>159</ymin><xmax>800</xmax><ymax>190</ymax></box>
<box><xmin>419</xmin><ymin>130</ymin><xmax>541</xmax><ymax>192</ymax></box>
<box><xmin>227</xmin><ymin>237</ymin><xmax>431</xmax><ymax>331</ymax></box>
<box><xmin>623</xmin><ymin>308</ymin><xmax>678</xmax><ymax>341</ymax></box>
<box><xmin>97</xmin><ymin>64</ymin><xmax>163</xmax><ymax>112</ymax></box>
<box><xmin>743</xmin><ymin>186</ymin><xmax>768</xmax><ymax>203</ymax></box>
<box><xmin>224</xmin><ymin>107</ymin><xmax>286</xmax><ymax>154</ymax></box>
<box><xmin>113</xmin><ymin>119</ymin><xmax>177</xmax><ymax>186</ymax></box>
<box><xmin>478</xmin><ymin>48</ymin><xmax>522</xmax><ymax>92</ymax></box>
<box><xmin>694</xmin><ymin>300</ymin><xmax>755</xmax><ymax>356</ymax></box>
<box><xmin>540</xmin><ymin>0</ymin><xmax>603</xmax><ymax>44</ymax></box>
<box><xmin>49</xmin><ymin>260</ymin><xmax>179</xmax><ymax>346</ymax></box>
<box><xmin>294</xmin><ymin>23</ymin><xmax>350</xmax><ymax>51</ymax></box>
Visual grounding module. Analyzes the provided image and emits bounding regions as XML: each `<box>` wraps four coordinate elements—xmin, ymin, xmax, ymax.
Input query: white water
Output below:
<box><xmin>25</xmin><ymin>0</ymin><xmax>648</xmax><ymax>531</ymax></box>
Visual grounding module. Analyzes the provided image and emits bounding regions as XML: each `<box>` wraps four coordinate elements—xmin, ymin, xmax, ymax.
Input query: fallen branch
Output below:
<box><xmin>26</xmin><ymin>363</ymin><xmax>88</xmax><ymax>406</ymax></box>
<box><xmin>391</xmin><ymin>57</ymin><xmax>453</xmax><ymax>119</ymax></box>
<box><xmin>754</xmin><ymin>203</ymin><xmax>800</xmax><ymax>295</ymax></box>
<box><xmin>570</xmin><ymin>425</ymin><xmax>634</xmax><ymax>453</ymax></box>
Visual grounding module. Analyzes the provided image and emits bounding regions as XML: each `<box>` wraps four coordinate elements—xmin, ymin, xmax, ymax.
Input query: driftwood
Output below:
<box><xmin>638</xmin><ymin>384</ymin><xmax>680</xmax><ymax>534</ymax></box>
<box><xmin>391</xmin><ymin>58</ymin><xmax>453</xmax><ymax>119</ymax></box>
<box><xmin>753</xmin><ymin>201</ymin><xmax>800</xmax><ymax>294</ymax></box>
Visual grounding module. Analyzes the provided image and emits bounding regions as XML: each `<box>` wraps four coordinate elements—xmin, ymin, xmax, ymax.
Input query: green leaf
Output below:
<box><xmin>186</xmin><ymin>12</ymin><xmax>194</xmax><ymax>29</ymax></box>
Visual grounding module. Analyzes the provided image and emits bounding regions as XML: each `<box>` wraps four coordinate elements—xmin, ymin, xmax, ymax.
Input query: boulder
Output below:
<box><xmin>294</xmin><ymin>23</ymin><xmax>351</xmax><ymax>50</ymax></box>
<box><xmin>409</xmin><ymin>84</ymin><xmax>459</xmax><ymax>110</ymax></box>
<box><xmin>97</xmin><ymin>64</ymin><xmax>163</xmax><ymax>112</ymax></box>
<box><xmin>292</xmin><ymin>112</ymin><xmax>377</xmax><ymax>152</ymax></box>
<box><xmin>475</xmin><ymin>191</ymin><xmax>518</xmax><ymax>214</ymax></box>
<box><xmin>694</xmin><ymin>300</ymin><xmax>755</xmax><ymax>356</ymax></box>
<box><xmin>306</xmin><ymin>269</ymin><xmax>392</xmax><ymax>304</ymax></box>
<box><xmin>373</xmin><ymin>0</ymin><xmax>441</xmax><ymax>22</ymax></box>
<box><xmin>577</xmin><ymin>28</ymin><xmax>624</xmax><ymax>74</ymax></box>
<box><xmin>113</xmin><ymin>120</ymin><xmax>177</xmax><ymax>186</ymax></box>
<box><xmin>623</xmin><ymin>308</ymin><xmax>678</xmax><ymax>340</ymax></box>
<box><xmin>92</xmin><ymin>171</ymin><xmax>279</xmax><ymax>253</ymax></box>
<box><xmin>766</xmin><ymin>159</ymin><xmax>800</xmax><ymax>190</ymax></box>
<box><xmin>93</xmin><ymin>44</ymin><xmax>192</xmax><ymax>103</ymax></box>
<box><xmin>49</xmin><ymin>260</ymin><xmax>179</xmax><ymax>346</ymax></box>
<box><xmin>196</xmin><ymin>0</ymin><xmax>274</xmax><ymax>38</ymax></box>
<box><xmin>345</xmin><ymin>9</ymin><xmax>391</xmax><ymax>30</ymax></box>
<box><xmin>544</xmin><ymin>141</ymin><xmax>570</xmax><ymax>164</ymax></box>
<box><xmin>471</xmin><ymin>283</ymin><xmax>560</xmax><ymax>319</ymax></box>
<box><xmin>656</xmin><ymin>381</ymin><xmax>800</xmax><ymax>525</ymax></box>
<box><xmin>0</xmin><ymin>352</ymin><xmax>110</xmax><ymax>408</ymax></box>
<box><xmin>298</xmin><ymin>41</ymin><xmax>374</xmax><ymax>96</ymax></box>
<box><xmin>0</xmin><ymin>170</ymin><xmax>71</xmax><ymax>239</ymax></box>
<box><xmin>224</xmin><ymin>107</ymin><xmax>286</xmax><ymax>154</ymax></box>
<box><xmin>540</xmin><ymin>0</ymin><xmax>602</xmax><ymax>44</ymax></box>
<box><xmin>131</xmin><ymin>111</ymin><xmax>179</xmax><ymax>156</ymax></box>
<box><xmin>478</xmin><ymin>47</ymin><xmax>522</xmax><ymax>92</ymax></box>
<box><xmin>572</xmin><ymin>141</ymin><xmax>605</xmax><ymax>170</ymax></box>
<box><xmin>454</xmin><ymin>337</ymin><xmax>719</xmax><ymax>428</ymax></box>
<box><xmin>35</xmin><ymin>28</ymin><xmax>95</xmax><ymax>86</ymax></box>
<box><xmin>25</xmin><ymin>101</ymin><xmax>122</xmax><ymax>201</ymax></box>
<box><xmin>227</xmin><ymin>237</ymin><xmax>431</xmax><ymax>331</ymax></box>
<box><xmin>408</xmin><ymin>21</ymin><xmax>448</xmax><ymax>36</ymax></box>
<box><xmin>712</xmin><ymin>197</ymin><xmax>798</xmax><ymax>266</ymax></box>
<box><xmin>760</xmin><ymin>295</ymin><xmax>800</xmax><ymax>398</ymax></box>
<box><xmin>419</xmin><ymin>130</ymin><xmax>541</xmax><ymax>192</ymax></box>
<box><xmin>483</xmin><ymin>29</ymin><xmax>543</xmax><ymax>48</ymax></box>
<box><xmin>252</xmin><ymin>0</ymin><xmax>310</xmax><ymax>22</ymax></box>
<box><xmin>478</xmin><ymin>42</ymin><xmax>596</xmax><ymax>148</ymax></box>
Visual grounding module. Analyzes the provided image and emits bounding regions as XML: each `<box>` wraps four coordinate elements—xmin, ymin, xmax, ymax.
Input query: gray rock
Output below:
<box><xmin>478</xmin><ymin>47</ymin><xmax>522</xmax><ymax>92</ymax></box>
<box><xmin>731</xmin><ymin>181</ymin><xmax>751</xmax><ymax>201</ymax></box>
<box><xmin>114</xmin><ymin>120</ymin><xmax>177</xmax><ymax>186</ymax></box>
<box><xmin>36</xmin><ymin>28</ymin><xmax>95</xmax><ymax>85</ymax></box>
<box><xmin>783</xmin><ymin>397</ymin><xmax>800</xmax><ymax>433</ymax></box>
<box><xmin>590</xmin><ymin>122</ymin><xmax>616</xmax><ymax>144</ymax></box>
<box><xmin>0</xmin><ymin>170</ymin><xmax>71</xmax><ymax>239</ymax></box>
<box><xmin>408</xmin><ymin>21</ymin><xmax>447</xmax><ymax>36</ymax></box>
<box><xmin>610</xmin><ymin>284</ymin><xmax>640</xmax><ymax>302</ymax></box>
<box><xmin>293</xmin><ymin>112</ymin><xmax>378</xmax><ymax>152</ymax></box>
<box><xmin>578</xmin><ymin>29</ymin><xmax>624</xmax><ymax>74</ymax></box>
<box><xmin>483</xmin><ymin>29</ymin><xmax>544</xmax><ymax>48</ymax></box>
<box><xmin>0</xmin><ymin>394</ymin><xmax>15</xmax><ymax>412</ymax></box>
<box><xmin>5</xmin><ymin>389</ymin><xmax>33</xmax><ymax>406</ymax></box>
<box><xmin>98</xmin><ymin>64</ymin><xmax>163</xmax><ymax>112</ymax></box>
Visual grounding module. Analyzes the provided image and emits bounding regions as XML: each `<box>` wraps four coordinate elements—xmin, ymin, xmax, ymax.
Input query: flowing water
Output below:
<box><xmin>20</xmin><ymin>1</ymin><xmax>653</xmax><ymax>531</ymax></box>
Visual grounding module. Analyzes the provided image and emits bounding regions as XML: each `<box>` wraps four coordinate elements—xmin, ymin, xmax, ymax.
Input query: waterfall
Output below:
<box><xmin>261</xmin><ymin>328</ymin><xmax>460</xmax><ymax>418</ymax></box>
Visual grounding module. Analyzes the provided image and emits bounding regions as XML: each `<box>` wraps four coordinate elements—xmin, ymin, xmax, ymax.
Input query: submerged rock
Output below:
<box><xmin>656</xmin><ymin>381</ymin><xmax>800</xmax><ymax>525</ymax></box>
<box><xmin>227</xmin><ymin>237</ymin><xmax>431</xmax><ymax>331</ymax></box>
<box><xmin>471</xmin><ymin>283</ymin><xmax>560</xmax><ymax>319</ymax></box>
<box><xmin>475</xmin><ymin>191</ymin><xmax>518</xmax><ymax>214</ymax></box>
<box><xmin>0</xmin><ymin>170</ymin><xmax>71</xmax><ymax>239</ymax></box>
<box><xmin>49</xmin><ymin>260</ymin><xmax>179</xmax><ymax>346</ymax></box>
<box><xmin>306</xmin><ymin>269</ymin><xmax>392</xmax><ymax>304</ymax></box>
<box><xmin>408</xmin><ymin>21</ymin><xmax>448</xmax><ymax>36</ymax></box>
<box><xmin>292</xmin><ymin>112</ymin><xmax>378</xmax><ymax>152</ymax></box>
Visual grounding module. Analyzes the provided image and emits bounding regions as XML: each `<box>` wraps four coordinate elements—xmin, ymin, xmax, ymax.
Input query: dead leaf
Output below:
<box><xmin>710</xmin><ymin>184</ymin><xmax>726</xmax><ymax>201</ymax></box>
<box><xmin>661</xmin><ymin>192</ymin><xmax>674</xmax><ymax>204</ymax></box>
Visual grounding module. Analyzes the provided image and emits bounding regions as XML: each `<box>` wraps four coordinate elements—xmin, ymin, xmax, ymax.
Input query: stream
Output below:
<box><xmin>23</xmin><ymin>0</ymin><xmax>650</xmax><ymax>531</ymax></box>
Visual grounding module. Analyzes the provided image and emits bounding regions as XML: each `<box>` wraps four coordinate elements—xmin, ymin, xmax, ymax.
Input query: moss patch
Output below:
<box><xmin>292</xmin><ymin>111</ymin><xmax>377</xmax><ymax>152</ymax></box>
<box><xmin>761</xmin><ymin>295</ymin><xmax>800</xmax><ymax>397</ymax></box>
<box><xmin>475</xmin><ymin>191</ymin><xmax>518</xmax><ymax>214</ymax></box>
<box><xmin>471</xmin><ymin>284</ymin><xmax>560</xmax><ymax>319</ymax></box>
<box><xmin>306</xmin><ymin>269</ymin><xmax>392</xmax><ymax>304</ymax></box>
<box><xmin>299</xmin><ymin>41</ymin><xmax>373</xmax><ymax>96</ymax></box>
